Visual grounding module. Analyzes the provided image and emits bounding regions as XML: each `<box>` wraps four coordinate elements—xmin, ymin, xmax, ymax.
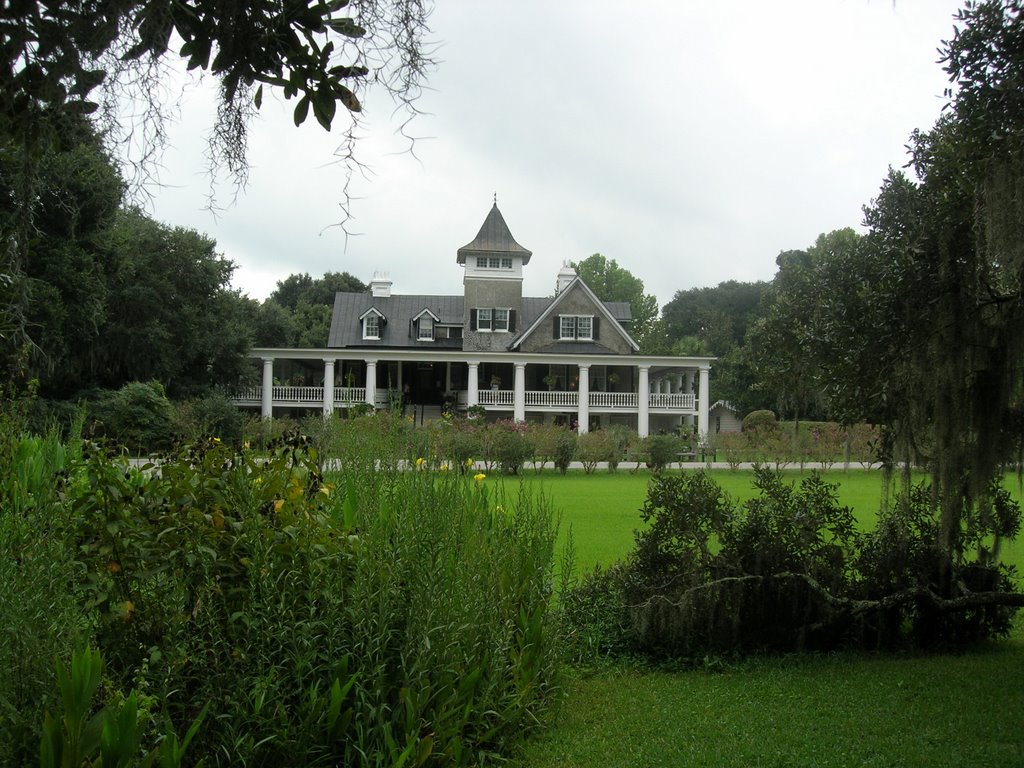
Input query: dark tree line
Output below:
<box><xmin>2</xmin><ymin>116</ymin><xmax>367</xmax><ymax>400</ymax></box>
<box><xmin>1</xmin><ymin>0</ymin><xmax>432</xmax><ymax>377</ymax></box>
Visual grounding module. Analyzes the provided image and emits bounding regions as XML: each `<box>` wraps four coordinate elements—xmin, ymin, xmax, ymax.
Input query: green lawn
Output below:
<box><xmin>510</xmin><ymin>468</ymin><xmax>1023</xmax><ymax>576</ymax></box>
<box><xmin>513</xmin><ymin>641</ymin><xmax>1024</xmax><ymax>767</ymax></box>
<box><xmin>503</xmin><ymin>468</ymin><xmax>1024</xmax><ymax>768</ymax></box>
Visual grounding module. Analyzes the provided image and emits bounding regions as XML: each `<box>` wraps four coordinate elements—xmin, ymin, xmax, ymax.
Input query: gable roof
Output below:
<box><xmin>456</xmin><ymin>203</ymin><xmax>533</xmax><ymax>265</ymax></box>
<box><xmin>511</xmin><ymin>277</ymin><xmax>640</xmax><ymax>352</ymax></box>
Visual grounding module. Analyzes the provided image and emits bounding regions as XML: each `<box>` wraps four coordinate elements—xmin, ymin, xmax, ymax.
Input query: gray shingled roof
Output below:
<box><xmin>456</xmin><ymin>203</ymin><xmax>533</xmax><ymax>265</ymax></box>
<box><xmin>328</xmin><ymin>292</ymin><xmax>632</xmax><ymax>350</ymax></box>
<box><xmin>328</xmin><ymin>293</ymin><xmax>465</xmax><ymax>349</ymax></box>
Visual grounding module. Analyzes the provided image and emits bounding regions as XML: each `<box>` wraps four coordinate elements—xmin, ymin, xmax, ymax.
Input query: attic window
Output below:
<box><xmin>558</xmin><ymin>315</ymin><xmax>594</xmax><ymax>341</ymax></box>
<box><xmin>363</xmin><ymin>314</ymin><xmax>381</xmax><ymax>340</ymax></box>
<box><xmin>417</xmin><ymin>316</ymin><xmax>434</xmax><ymax>340</ymax></box>
<box><xmin>475</xmin><ymin>256</ymin><xmax>513</xmax><ymax>269</ymax></box>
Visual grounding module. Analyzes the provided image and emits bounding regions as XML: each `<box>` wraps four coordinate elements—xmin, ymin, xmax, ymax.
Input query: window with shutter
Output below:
<box><xmin>559</xmin><ymin>315</ymin><xmax>576</xmax><ymax>340</ymax></box>
<box><xmin>493</xmin><ymin>308</ymin><xmax>509</xmax><ymax>331</ymax></box>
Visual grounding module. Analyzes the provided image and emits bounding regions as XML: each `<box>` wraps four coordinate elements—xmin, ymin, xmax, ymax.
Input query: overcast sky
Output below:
<box><xmin>144</xmin><ymin>0</ymin><xmax>966</xmax><ymax>309</ymax></box>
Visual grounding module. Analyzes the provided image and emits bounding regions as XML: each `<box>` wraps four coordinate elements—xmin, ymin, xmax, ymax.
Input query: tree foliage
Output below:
<box><xmin>1</xmin><ymin>0</ymin><xmax>432</xmax><ymax>375</ymax></box>
<box><xmin>572</xmin><ymin>253</ymin><xmax>663</xmax><ymax>353</ymax></box>
<box><xmin>251</xmin><ymin>270</ymin><xmax>367</xmax><ymax>347</ymax></box>
<box><xmin>3</xmin><ymin>124</ymin><xmax>254</xmax><ymax>398</ymax></box>
<box><xmin>662</xmin><ymin>280</ymin><xmax>767</xmax><ymax>413</ymax></box>
<box><xmin>746</xmin><ymin>2</ymin><xmax>1024</xmax><ymax>564</ymax></box>
<box><xmin>270</xmin><ymin>270</ymin><xmax>366</xmax><ymax>311</ymax></box>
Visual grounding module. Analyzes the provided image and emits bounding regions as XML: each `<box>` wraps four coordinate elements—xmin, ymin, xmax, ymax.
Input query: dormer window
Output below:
<box><xmin>360</xmin><ymin>308</ymin><xmax>385</xmax><ymax>340</ymax></box>
<box><xmin>417</xmin><ymin>316</ymin><xmax>434</xmax><ymax>340</ymax></box>
<box><xmin>364</xmin><ymin>315</ymin><xmax>380</xmax><ymax>339</ymax></box>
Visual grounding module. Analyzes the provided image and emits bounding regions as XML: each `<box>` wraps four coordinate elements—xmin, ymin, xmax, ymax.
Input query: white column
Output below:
<box><xmin>261</xmin><ymin>357</ymin><xmax>274</xmax><ymax>420</ymax></box>
<box><xmin>577</xmin><ymin>365</ymin><xmax>590</xmax><ymax>434</ymax></box>
<box><xmin>697</xmin><ymin>366</ymin><xmax>710</xmax><ymax>437</ymax></box>
<box><xmin>365</xmin><ymin>360</ymin><xmax>377</xmax><ymax>407</ymax></box>
<box><xmin>513</xmin><ymin>363</ymin><xmax>526</xmax><ymax>422</ymax></box>
<box><xmin>685</xmin><ymin>371</ymin><xmax>694</xmax><ymax>393</ymax></box>
<box><xmin>637</xmin><ymin>364</ymin><xmax>650</xmax><ymax>438</ymax></box>
<box><xmin>322</xmin><ymin>359</ymin><xmax>335</xmax><ymax>417</ymax></box>
<box><xmin>467</xmin><ymin>361</ymin><xmax>479</xmax><ymax>407</ymax></box>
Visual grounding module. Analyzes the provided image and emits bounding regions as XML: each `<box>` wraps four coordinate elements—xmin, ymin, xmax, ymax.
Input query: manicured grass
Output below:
<box><xmin>513</xmin><ymin>637</ymin><xmax>1024</xmax><ymax>767</ymax></box>
<box><xmin>506</xmin><ymin>468</ymin><xmax>1024</xmax><ymax>768</ymax></box>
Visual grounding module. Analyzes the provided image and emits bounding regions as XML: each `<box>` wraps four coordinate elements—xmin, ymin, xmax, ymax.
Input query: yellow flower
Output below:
<box><xmin>213</xmin><ymin>437</ymin><xmax>222</xmax><ymax>444</ymax></box>
<box><xmin>273</xmin><ymin>499</ymin><xmax>284</xmax><ymax>512</ymax></box>
<box><xmin>465</xmin><ymin>458</ymin><xmax>474</xmax><ymax>467</ymax></box>
<box><xmin>474</xmin><ymin>473</ymin><xmax>486</xmax><ymax>483</ymax></box>
<box><xmin>318</xmin><ymin>485</ymin><xmax>331</xmax><ymax>497</ymax></box>
<box><xmin>440</xmin><ymin>463</ymin><xmax>450</xmax><ymax>472</ymax></box>
<box><xmin>495</xmin><ymin>505</ymin><xmax>504</xmax><ymax>513</ymax></box>
<box><xmin>415</xmin><ymin>457</ymin><xmax>426</xmax><ymax>468</ymax></box>
<box><xmin>243</xmin><ymin>440</ymin><xmax>251</xmax><ymax>450</ymax></box>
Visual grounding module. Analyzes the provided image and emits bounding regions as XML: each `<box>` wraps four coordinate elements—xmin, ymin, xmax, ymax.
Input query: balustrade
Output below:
<box><xmin>236</xmin><ymin>387</ymin><xmax>697</xmax><ymax>412</ymax></box>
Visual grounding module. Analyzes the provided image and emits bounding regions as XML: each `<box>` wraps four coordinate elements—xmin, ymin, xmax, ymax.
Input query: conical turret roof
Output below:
<box><xmin>457</xmin><ymin>202</ymin><xmax>532</xmax><ymax>264</ymax></box>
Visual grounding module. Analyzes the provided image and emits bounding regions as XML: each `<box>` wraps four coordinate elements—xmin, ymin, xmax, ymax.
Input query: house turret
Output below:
<box><xmin>458</xmin><ymin>202</ymin><xmax>531</xmax><ymax>352</ymax></box>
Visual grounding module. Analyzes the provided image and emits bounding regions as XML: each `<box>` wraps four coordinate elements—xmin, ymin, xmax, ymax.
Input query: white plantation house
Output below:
<box><xmin>235</xmin><ymin>203</ymin><xmax>714</xmax><ymax>436</ymax></box>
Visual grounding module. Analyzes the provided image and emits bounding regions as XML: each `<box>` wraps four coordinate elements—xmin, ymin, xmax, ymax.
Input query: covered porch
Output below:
<box><xmin>234</xmin><ymin>348</ymin><xmax>713</xmax><ymax>437</ymax></box>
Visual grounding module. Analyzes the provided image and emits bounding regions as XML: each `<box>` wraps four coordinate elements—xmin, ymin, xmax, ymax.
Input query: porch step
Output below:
<box><xmin>411</xmin><ymin>404</ymin><xmax>445</xmax><ymax>425</ymax></box>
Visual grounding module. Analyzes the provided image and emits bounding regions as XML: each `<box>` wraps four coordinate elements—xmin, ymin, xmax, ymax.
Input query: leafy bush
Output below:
<box><xmin>741</xmin><ymin>409</ymin><xmax>778</xmax><ymax>434</ymax></box>
<box><xmin>641</xmin><ymin>434</ymin><xmax>679</xmax><ymax>472</ymax></box>
<box><xmin>174</xmin><ymin>390</ymin><xmax>245</xmax><ymax>445</ymax></box>
<box><xmin>605</xmin><ymin>425</ymin><xmax>636</xmax><ymax>473</ymax></box>
<box><xmin>50</xmin><ymin>427</ymin><xmax>562</xmax><ymax>765</ymax></box>
<box><xmin>85</xmin><ymin>381</ymin><xmax>175</xmax><ymax>454</ymax></box>
<box><xmin>565</xmin><ymin>468</ymin><xmax>1021</xmax><ymax>661</ymax></box>
<box><xmin>713</xmin><ymin>431</ymin><xmax>753</xmax><ymax>469</ymax></box>
<box><xmin>576</xmin><ymin>430</ymin><xmax>614</xmax><ymax>474</ymax></box>
<box><xmin>553</xmin><ymin>429</ymin><xmax>576</xmax><ymax>474</ymax></box>
<box><xmin>527</xmin><ymin>423</ymin><xmax>564</xmax><ymax>473</ymax></box>
<box><xmin>492</xmin><ymin>420</ymin><xmax>532</xmax><ymax>474</ymax></box>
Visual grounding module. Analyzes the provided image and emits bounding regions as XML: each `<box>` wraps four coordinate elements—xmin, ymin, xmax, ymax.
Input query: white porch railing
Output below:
<box><xmin>589</xmin><ymin>391</ymin><xmax>638</xmax><ymax>408</ymax></box>
<box><xmin>233</xmin><ymin>386</ymin><xmax>369</xmax><ymax>406</ymax></box>
<box><xmin>236</xmin><ymin>386</ymin><xmax>695</xmax><ymax>412</ymax></box>
<box><xmin>478</xmin><ymin>388</ymin><xmax>514</xmax><ymax>406</ymax></box>
<box><xmin>649</xmin><ymin>392</ymin><xmax>695</xmax><ymax>409</ymax></box>
<box><xmin>526</xmin><ymin>390</ymin><xmax>579</xmax><ymax>407</ymax></box>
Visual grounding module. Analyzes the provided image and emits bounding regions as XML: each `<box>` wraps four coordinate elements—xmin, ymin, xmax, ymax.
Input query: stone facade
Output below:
<box><xmin>462</xmin><ymin>278</ymin><xmax>523</xmax><ymax>353</ymax></box>
<box><xmin>518</xmin><ymin>282</ymin><xmax>634</xmax><ymax>355</ymax></box>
